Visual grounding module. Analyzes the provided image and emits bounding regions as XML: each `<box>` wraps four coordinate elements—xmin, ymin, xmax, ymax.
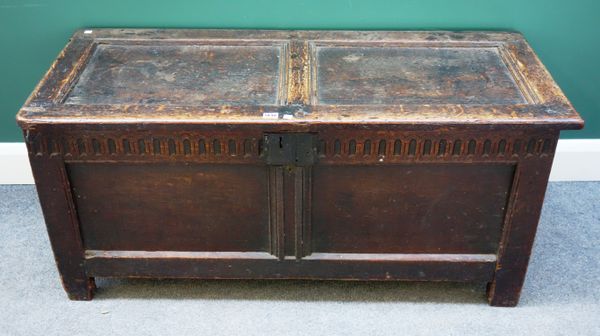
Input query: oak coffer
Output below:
<box><xmin>16</xmin><ymin>29</ymin><xmax>583</xmax><ymax>306</ymax></box>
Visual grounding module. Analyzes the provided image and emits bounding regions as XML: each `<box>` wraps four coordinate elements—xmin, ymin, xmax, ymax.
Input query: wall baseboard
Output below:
<box><xmin>1</xmin><ymin>140</ymin><xmax>598</xmax><ymax>184</ymax></box>
<box><xmin>549</xmin><ymin>139</ymin><xmax>600</xmax><ymax>182</ymax></box>
<box><xmin>1</xmin><ymin>143</ymin><xmax>35</xmax><ymax>184</ymax></box>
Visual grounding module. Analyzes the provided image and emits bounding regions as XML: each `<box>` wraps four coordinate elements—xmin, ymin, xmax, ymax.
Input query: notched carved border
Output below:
<box><xmin>26</xmin><ymin>132</ymin><xmax>556</xmax><ymax>164</ymax></box>
<box><xmin>315</xmin><ymin>135</ymin><xmax>556</xmax><ymax>163</ymax></box>
<box><xmin>26</xmin><ymin>132</ymin><xmax>265</xmax><ymax>164</ymax></box>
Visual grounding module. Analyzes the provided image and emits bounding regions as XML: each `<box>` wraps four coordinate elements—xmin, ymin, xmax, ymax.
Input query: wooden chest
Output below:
<box><xmin>17</xmin><ymin>29</ymin><xmax>583</xmax><ymax>306</ymax></box>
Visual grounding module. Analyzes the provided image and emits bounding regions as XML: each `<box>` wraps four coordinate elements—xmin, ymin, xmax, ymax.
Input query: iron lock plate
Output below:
<box><xmin>263</xmin><ymin>133</ymin><xmax>317</xmax><ymax>166</ymax></box>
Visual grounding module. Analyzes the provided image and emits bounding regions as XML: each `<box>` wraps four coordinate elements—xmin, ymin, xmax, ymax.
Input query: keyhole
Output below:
<box><xmin>279</xmin><ymin>136</ymin><xmax>284</xmax><ymax>149</ymax></box>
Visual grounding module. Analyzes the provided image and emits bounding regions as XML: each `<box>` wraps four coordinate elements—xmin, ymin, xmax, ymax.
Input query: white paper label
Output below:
<box><xmin>262</xmin><ymin>112</ymin><xmax>279</xmax><ymax>119</ymax></box>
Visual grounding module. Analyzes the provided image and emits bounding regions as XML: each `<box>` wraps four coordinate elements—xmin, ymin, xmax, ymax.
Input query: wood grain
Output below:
<box><xmin>17</xmin><ymin>29</ymin><xmax>583</xmax><ymax>129</ymax></box>
<box><xmin>68</xmin><ymin>163</ymin><xmax>270</xmax><ymax>252</ymax></box>
<box><xmin>17</xmin><ymin>29</ymin><xmax>583</xmax><ymax>305</ymax></box>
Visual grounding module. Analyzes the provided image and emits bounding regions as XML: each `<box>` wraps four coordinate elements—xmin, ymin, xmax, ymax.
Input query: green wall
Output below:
<box><xmin>1</xmin><ymin>0</ymin><xmax>598</xmax><ymax>141</ymax></box>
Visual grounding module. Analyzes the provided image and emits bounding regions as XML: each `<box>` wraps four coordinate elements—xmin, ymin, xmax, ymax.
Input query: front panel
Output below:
<box><xmin>311</xmin><ymin>164</ymin><xmax>514</xmax><ymax>254</ymax></box>
<box><xmin>27</xmin><ymin>126</ymin><xmax>554</xmax><ymax>265</ymax></box>
<box><xmin>69</xmin><ymin>163</ymin><xmax>269</xmax><ymax>252</ymax></box>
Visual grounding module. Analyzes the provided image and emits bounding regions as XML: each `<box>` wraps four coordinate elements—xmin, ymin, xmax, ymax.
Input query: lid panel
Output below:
<box><xmin>315</xmin><ymin>46</ymin><xmax>526</xmax><ymax>105</ymax></box>
<box><xmin>65</xmin><ymin>44</ymin><xmax>284</xmax><ymax>106</ymax></box>
<box><xmin>16</xmin><ymin>30</ymin><xmax>582</xmax><ymax>129</ymax></box>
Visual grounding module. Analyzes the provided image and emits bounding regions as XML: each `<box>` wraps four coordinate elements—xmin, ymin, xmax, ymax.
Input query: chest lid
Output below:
<box><xmin>17</xmin><ymin>29</ymin><xmax>582</xmax><ymax>129</ymax></box>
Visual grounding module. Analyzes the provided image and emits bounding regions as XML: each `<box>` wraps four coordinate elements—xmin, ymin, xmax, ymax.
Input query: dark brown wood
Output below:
<box><xmin>84</xmin><ymin>250</ymin><xmax>497</xmax><ymax>282</ymax></box>
<box><xmin>17</xmin><ymin>29</ymin><xmax>583</xmax><ymax>306</ymax></box>
<box><xmin>26</xmin><ymin>145</ymin><xmax>95</xmax><ymax>300</ymax></box>
<box><xmin>68</xmin><ymin>163</ymin><xmax>270</xmax><ymax>252</ymax></box>
<box><xmin>311</xmin><ymin>164</ymin><xmax>514</xmax><ymax>254</ymax></box>
<box><xmin>487</xmin><ymin>135</ymin><xmax>558</xmax><ymax>306</ymax></box>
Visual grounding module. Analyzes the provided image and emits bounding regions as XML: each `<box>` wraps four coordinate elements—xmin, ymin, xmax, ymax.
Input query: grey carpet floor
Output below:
<box><xmin>1</xmin><ymin>183</ymin><xmax>599</xmax><ymax>336</ymax></box>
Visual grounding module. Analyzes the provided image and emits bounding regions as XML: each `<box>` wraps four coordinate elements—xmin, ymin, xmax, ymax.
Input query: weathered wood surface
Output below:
<box><xmin>17</xmin><ymin>29</ymin><xmax>583</xmax><ymax>306</ymax></box>
<box><xmin>17</xmin><ymin>29</ymin><xmax>582</xmax><ymax>128</ymax></box>
<box><xmin>316</xmin><ymin>46</ymin><xmax>526</xmax><ymax>105</ymax></box>
<box><xmin>66</xmin><ymin>44</ymin><xmax>283</xmax><ymax>106</ymax></box>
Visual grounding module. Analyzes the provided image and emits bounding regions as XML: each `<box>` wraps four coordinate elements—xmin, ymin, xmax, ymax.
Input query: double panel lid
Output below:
<box><xmin>17</xmin><ymin>29</ymin><xmax>583</xmax><ymax>129</ymax></box>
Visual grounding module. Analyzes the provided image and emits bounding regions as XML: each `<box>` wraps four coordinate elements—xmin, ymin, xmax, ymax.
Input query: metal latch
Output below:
<box><xmin>263</xmin><ymin>133</ymin><xmax>317</xmax><ymax>166</ymax></box>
